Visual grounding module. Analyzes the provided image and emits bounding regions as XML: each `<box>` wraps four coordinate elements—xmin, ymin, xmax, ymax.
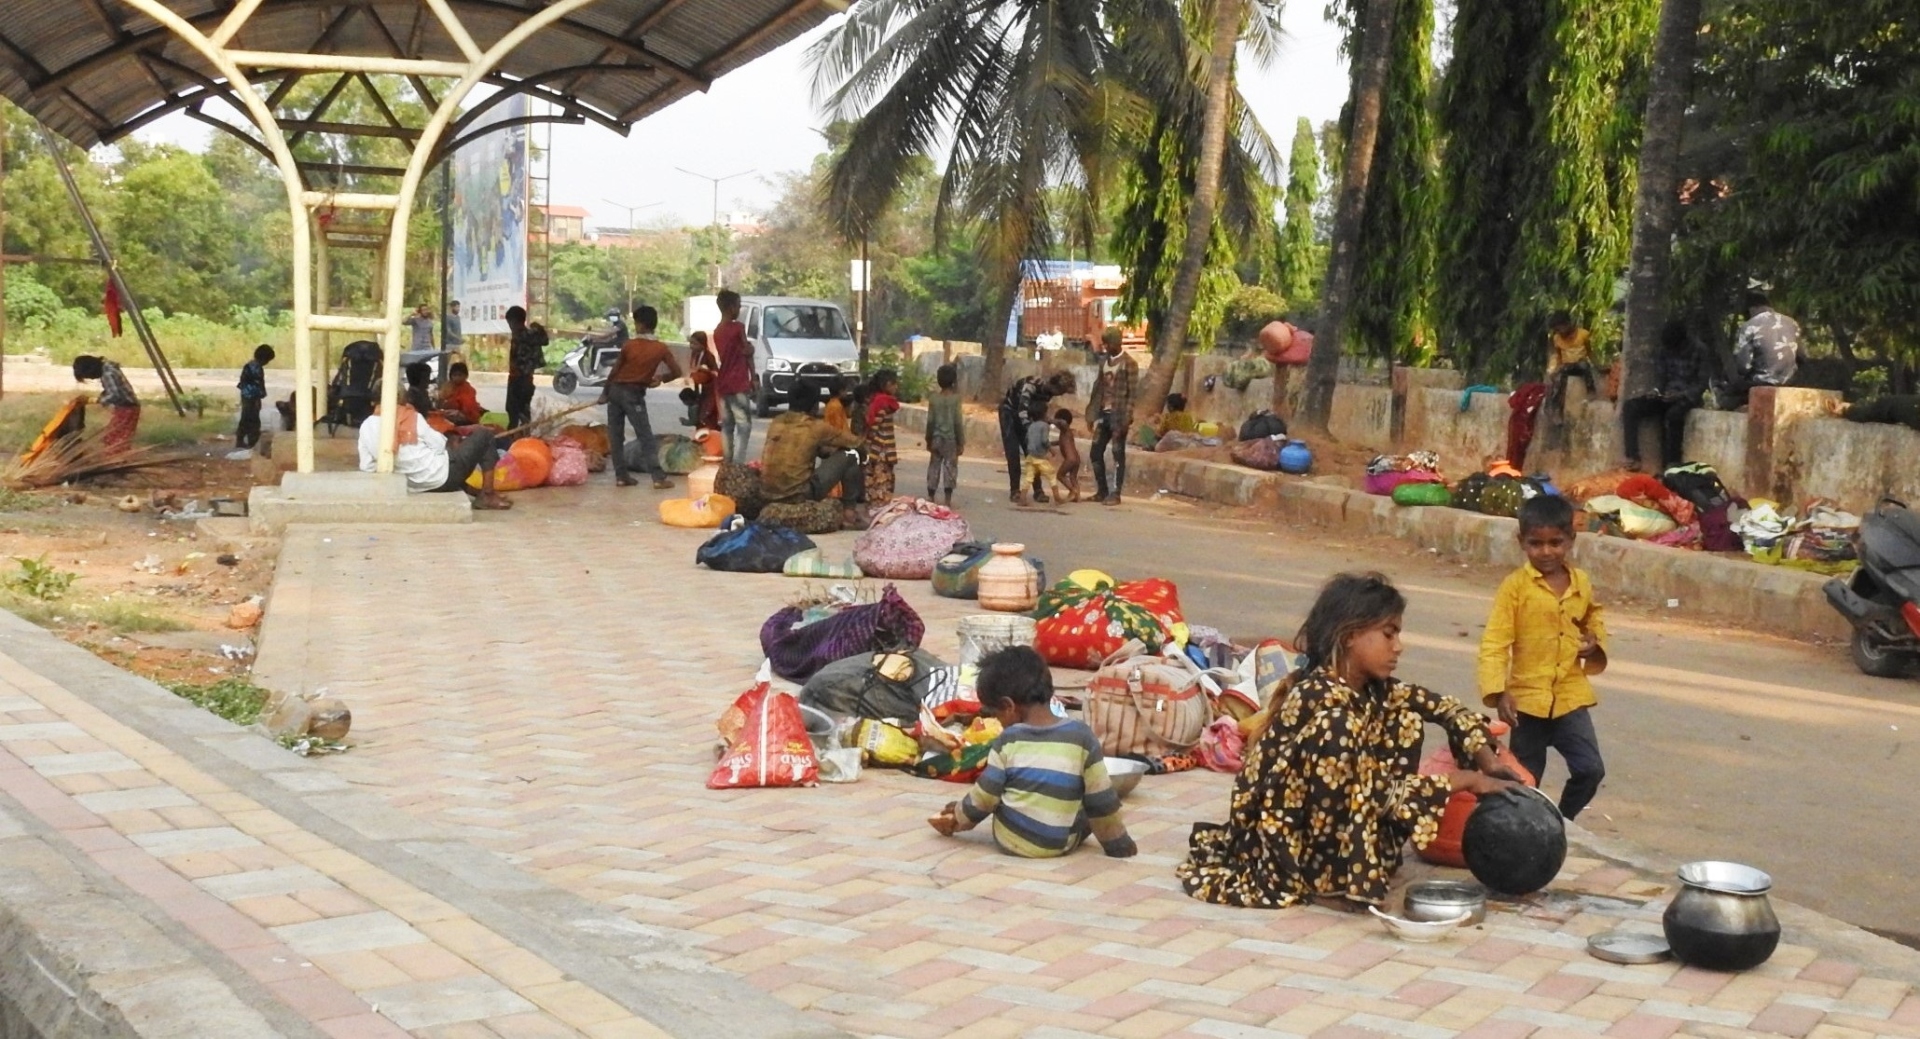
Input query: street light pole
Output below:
<box><xmin>601</xmin><ymin>197</ymin><xmax>660</xmax><ymax>314</ymax></box>
<box><xmin>673</xmin><ymin>166</ymin><xmax>754</xmax><ymax>289</ymax></box>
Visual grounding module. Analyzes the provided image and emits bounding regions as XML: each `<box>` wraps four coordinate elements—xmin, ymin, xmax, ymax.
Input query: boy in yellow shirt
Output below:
<box><xmin>1547</xmin><ymin>310</ymin><xmax>1597</xmax><ymax>411</ymax></box>
<box><xmin>1478</xmin><ymin>495</ymin><xmax>1609</xmax><ymax>819</ymax></box>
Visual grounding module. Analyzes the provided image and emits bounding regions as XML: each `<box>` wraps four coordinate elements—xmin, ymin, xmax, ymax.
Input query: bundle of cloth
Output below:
<box><xmin>1732</xmin><ymin>498</ymin><xmax>1860</xmax><ymax>572</ymax></box>
<box><xmin>1579</xmin><ymin>464</ymin><xmax>1745</xmax><ymax>551</ymax></box>
<box><xmin>1364</xmin><ymin>451</ymin><xmax>1444</xmax><ymax>496</ymax></box>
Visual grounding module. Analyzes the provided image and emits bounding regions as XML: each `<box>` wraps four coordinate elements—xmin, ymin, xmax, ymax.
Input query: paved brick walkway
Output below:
<box><xmin>232</xmin><ymin>479</ymin><xmax>1920</xmax><ymax>1039</ymax></box>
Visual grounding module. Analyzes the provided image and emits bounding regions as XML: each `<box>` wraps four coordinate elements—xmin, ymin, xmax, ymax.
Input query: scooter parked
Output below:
<box><xmin>1823</xmin><ymin>499</ymin><xmax>1920</xmax><ymax>678</ymax></box>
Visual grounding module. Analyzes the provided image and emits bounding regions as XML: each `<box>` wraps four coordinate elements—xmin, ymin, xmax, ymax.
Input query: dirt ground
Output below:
<box><xmin>0</xmin><ymin>433</ymin><xmax>279</xmax><ymax>693</ymax></box>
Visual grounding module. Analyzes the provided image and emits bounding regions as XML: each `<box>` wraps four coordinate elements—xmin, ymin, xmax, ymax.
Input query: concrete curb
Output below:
<box><xmin>901</xmin><ymin>404</ymin><xmax>1850</xmax><ymax>641</ymax></box>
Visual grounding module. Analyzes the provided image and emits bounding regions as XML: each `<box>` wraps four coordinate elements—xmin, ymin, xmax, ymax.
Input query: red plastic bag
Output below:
<box><xmin>708</xmin><ymin>683</ymin><xmax>819</xmax><ymax>789</ymax></box>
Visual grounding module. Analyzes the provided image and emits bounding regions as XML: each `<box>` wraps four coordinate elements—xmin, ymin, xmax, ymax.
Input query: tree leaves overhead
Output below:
<box><xmin>1347</xmin><ymin>0</ymin><xmax>1439</xmax><ymax>365</ymax></box>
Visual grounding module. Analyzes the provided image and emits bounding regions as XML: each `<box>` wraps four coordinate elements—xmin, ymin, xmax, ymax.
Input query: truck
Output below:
<box><xmin>683</xmin><ymin>294</ymin><xmax>861</xmax><ymax>415</ymax></box>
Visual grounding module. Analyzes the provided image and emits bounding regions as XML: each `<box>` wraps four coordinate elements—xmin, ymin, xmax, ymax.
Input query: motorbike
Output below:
<box><xmin>550</xmin><ymin>316</ymin><xmax>627</xmax><ymax>396</ymax></box>
<box><xmin>1823</xmin><ymin>498</ymin><xmax>1920</xmax><ymax>678</ymax></box>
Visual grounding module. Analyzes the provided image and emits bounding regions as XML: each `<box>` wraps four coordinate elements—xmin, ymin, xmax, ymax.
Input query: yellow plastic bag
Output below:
<box><xmin>852</xmin><ymin>719</ymin><xmax>919</xmax><ymax>767</ymax></box>
<box><xmin>660</xmin><ymin>494</ymin><xmax>737</xmax><ymax>529</ymax></box>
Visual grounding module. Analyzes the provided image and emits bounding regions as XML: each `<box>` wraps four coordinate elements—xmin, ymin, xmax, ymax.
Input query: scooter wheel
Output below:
<box><xmin>552</xmin><ymin>371</ymin><xmax>578</xmax><ymax>396</ymax></box>
<box><xmin>1851</xmin><ymin>628</ymin><xmax>1916</xmax><ymax>678</ymax></box>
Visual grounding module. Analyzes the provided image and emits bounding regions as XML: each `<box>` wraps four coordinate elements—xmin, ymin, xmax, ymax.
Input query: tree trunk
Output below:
<box><xmin>1299</xmin><ymin>0</ymin><xmax>1399</xmax><ymax>430</ymax></box>
<box><xmin>1619</xmin><ymin>0</ymin><xmax>1702</xmax><ymax>413</ymax></box>
<box><xmin>1135</xmin><ymin>0</ymin><xmax>1243</xmax><ymax>424</ymax></box>
<box><xmin>981</xmin><ymin>263</ymin><xmax>1022</xmax><ymax>401</ymax></box>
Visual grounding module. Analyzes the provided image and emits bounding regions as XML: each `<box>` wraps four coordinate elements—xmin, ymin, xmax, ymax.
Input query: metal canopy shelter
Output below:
<box><xmin>0</xmin><ymin>0</ymin><xmax>831</xmax><ymax>476</ymax></box>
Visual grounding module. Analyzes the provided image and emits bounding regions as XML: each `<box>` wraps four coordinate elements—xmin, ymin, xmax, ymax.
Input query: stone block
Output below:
<box><xmin>1328</xmin><ymin>385</ymin><xmax>1392</xmax><ymax>450</ymax></box>
<box><xmin>1745</xmin><ymin>386</ymin><xmax>1842</xmax><ymax>501</ymax></box>
<box><xmin>247</xmin><ymin>483</ymin><xmax>472</xmax><ymax>533</ymax></box>
<box><xmin>278</xmin><ymin>471</ymin><xmax>410</xmax><ymax>501</ymax></box>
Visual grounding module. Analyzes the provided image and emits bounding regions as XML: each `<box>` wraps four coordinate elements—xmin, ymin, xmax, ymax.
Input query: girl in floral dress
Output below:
<box><xmin>862</xmin><ymin>369</ymin><xmax>901</xmax><ymax>505</ymax></box>
<box><xmin>1177</xmin><ymin>573</ymin><xmax>1520</xmax><ymax>910</ymax></box>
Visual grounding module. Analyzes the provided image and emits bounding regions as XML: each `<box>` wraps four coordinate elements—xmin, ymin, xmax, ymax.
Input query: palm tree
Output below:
<box><xmin>809</xmin><ymin>0</ymin><xmax>1119</xmax><ymax>393</ymax></box>
<box><xmin>1299</xmin><ymin>0</ymin><xmax>1399</xmax><ymax>429</ymax></box>
<box><xmin>1132</xmin><ymin>0</ymin><xmax>1286</xmax><ymax>420</ymax></box>
<box><xmin>1619</xmin><ymin>0</ymin><xmax>1704</xmax><ymax>414</ymax></box>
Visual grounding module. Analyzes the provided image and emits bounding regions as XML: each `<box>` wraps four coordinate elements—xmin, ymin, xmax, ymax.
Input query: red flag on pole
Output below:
<box><xmin>103</xmin><ymin>275</ymin><xmax>124</xmax><ymax>338</ymax></box>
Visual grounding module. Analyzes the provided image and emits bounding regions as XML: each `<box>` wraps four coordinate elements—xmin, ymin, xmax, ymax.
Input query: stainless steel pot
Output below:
<box><xmin>1404</xmin><ymin>880</ymin><xmax>1487</xmax><ymax>925</ymax></box>
<box><xmin>1661</xmin><ymin>861</ymin><xmax>1780</xmax><ymax>971</ymax></box>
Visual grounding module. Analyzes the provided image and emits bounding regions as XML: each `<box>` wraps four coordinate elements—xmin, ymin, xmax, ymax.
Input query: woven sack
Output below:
<box><xmin>1082</xmin><ymin>644</ymin><xmax>1213</xmax><ymax>758</ymax></box>
<box><xmin>853</xmin><ymin>500</ymin><xmax>971</xmax><ymax>580</ymax></box>
<box><xmin>545</xmin><ymin>436</ymin><xmax>589</xmax><ymax>486</ymax></box>
<box><xmin>760</xmin><ymin>499</ymin><xmax>844</xmax><ymax>535</ymax></box>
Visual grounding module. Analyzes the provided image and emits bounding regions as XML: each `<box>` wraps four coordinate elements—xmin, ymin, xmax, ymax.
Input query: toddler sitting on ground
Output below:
<box><xmin>929</xmin><ymin>647</ymin><xmax>1136</xmax><ymax>858</ymax></box>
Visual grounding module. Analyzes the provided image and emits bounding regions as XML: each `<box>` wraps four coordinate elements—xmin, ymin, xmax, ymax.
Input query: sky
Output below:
<box><xmin>135</xmin><ymin>13</ymin><xmax>1352</xmax><ymax>233</ymax></box>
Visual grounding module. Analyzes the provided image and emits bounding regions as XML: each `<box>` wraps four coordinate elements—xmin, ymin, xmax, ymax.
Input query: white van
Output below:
<box><xmin>683</xmin><ymin>295</ymin><xmax>860</xmax><ymax>414</ymax></box>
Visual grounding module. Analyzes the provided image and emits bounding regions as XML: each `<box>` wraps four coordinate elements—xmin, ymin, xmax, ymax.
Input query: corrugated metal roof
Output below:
<box><xmin>0</xmin><ymin>0</ymin><xmax>832</xmax><ymax>151</ymax></box>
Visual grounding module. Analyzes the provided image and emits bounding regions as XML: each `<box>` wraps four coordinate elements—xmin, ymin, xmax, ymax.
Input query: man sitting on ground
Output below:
<box><xmin>759</xmin><ymin>383</ymin><xmax>867</xmax><ymax>529</ymax></box>
<box><xmin>358</xmin><ymin>401</ymin><xmax>510</xmax><ymax>511</ymax></box>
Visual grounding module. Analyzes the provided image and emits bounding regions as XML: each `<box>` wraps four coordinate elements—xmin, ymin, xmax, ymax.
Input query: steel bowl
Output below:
<box><xmin>1676</xmin><ymin>861</ymin><xmax>1772</xmax><ymax>896</ymax></box>
<box><xmin>1404</xmin><ymin>879</ymin><xmax>1488</xmax><ymax>925</ymax></box>
<box><xmin>1105</xmin><ymin>758</ymin><xmax>1149</xmax><ymax>799</ymax></box>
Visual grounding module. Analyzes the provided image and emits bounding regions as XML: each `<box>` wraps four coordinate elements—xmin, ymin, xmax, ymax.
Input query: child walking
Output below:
<box><xmin>1051</xmin><ymin>408</ymin><xmax>1082</xmax><ymax>502</ymax></box>
<box><xmin>925</xmin><ymin>363</ymin><xmax>963</xmax><ymax>506</ymax></box>
<box><xmin>1017</xmin><ymin>403</ymin><xmax>1067</xmax><ymax>505</ymax></box>
<box><xmin>236</xmin><ymin>344</ymin><xmax>273</xmax><ymax>449</ymax></box>
<box><xmin>930</xmin><ymin>646</ymin><xmax>1136</xmax><ymax>859</ymax></box>
<box><xmin>1478</xmin><ymin>495</ymin><xmax>1610</xmax><ymax>819</ymax></box>
<box><xmin>863</xmin><ymin>369</ymin><xmax>901</xmax><ymax>504</ymax></box>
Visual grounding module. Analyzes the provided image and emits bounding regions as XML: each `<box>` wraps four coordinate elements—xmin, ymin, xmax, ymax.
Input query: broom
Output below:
<box><xmin>3</xmin><ymin>428</ymin><xmax>184</xmax><ymax>490</ymax></box>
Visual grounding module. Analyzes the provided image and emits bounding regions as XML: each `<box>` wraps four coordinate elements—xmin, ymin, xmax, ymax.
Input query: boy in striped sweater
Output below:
<box><xmin>929</xmin><ymin>647</ymin><xmax>1137</xmax><ymax>858</ymax></box>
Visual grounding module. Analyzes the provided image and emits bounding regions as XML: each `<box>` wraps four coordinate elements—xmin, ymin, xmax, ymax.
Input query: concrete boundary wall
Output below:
<box><xmin>900</xmin><ymin>404</ymin><xmax>1848</xmax><ymax>641</ymax></box>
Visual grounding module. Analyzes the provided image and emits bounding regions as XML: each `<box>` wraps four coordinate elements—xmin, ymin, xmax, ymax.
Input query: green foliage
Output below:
<box><xmin>88</xmin><ymin>600</ymin><xmax>188</xmax><ymax>634</ymax></box>
<box><xmin>1434</xmin><ymin>0</ymin><xmax>1657</xmax><ymax>378</ymax></box>
<box><xmin>862</xmin><ymin>348</ymin><xmax>932</xmax><ymax>403</ymax></box>
<box><xmin>0</xmin><ymin>487</ymin><xmax>49</xmax><ymax>513</ymax></box>
<box><xmin>2</xmin><ymin>268</ymin><xmax>66</xmax><ymax>328</ymax></box>
<box><xmin>7</xmin><ymin>556</ymin><xmax>76</xmax><ymax>600</ymax></box>
<box><xmin>1347</xmin><ymin>0</ymin><xmax>1440</xmax><ymax>365</ymax></box>
<box><xmin>161</xmin><ymin>678</ymin><xmax>271</xmax><ymax>727</ymax></box>
<box><xmin>1675</xmin><ymin>0</ymin><xmax>1920</xmax><ymax>385</ymax></box>
<box><xmin>1220</xmin><ymin>283</ymin><xmax>1288</xmax><ymax>344</ymax></box>
<box><xmin>1277</xmin><ymin>118</ymin><xmax>1325</xmax><ymax>308</ymax></box>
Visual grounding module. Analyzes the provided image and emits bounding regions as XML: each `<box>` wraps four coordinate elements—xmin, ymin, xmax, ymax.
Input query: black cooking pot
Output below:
<box><xmin>1662</xmin><ymin>861</ymin><xmax>1780</xmax><ymax>971</ymax></box>
<box><xmin>1461</xmin><ymin>785</ymin><xmax>1567</xmax><ymax>895</ymax></box>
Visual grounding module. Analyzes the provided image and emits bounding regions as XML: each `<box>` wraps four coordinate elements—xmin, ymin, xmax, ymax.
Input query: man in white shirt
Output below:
<box><xmin>358</xmin><ymin>407</ymin><xmax>510</xmax><ymax>510</ymax></box>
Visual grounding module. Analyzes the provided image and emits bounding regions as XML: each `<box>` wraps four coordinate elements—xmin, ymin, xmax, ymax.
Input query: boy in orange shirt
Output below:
<box><xmin>1478</xmin><ymin>494</ymin><xmax>1609</xmax><ymax>819</ymax></box>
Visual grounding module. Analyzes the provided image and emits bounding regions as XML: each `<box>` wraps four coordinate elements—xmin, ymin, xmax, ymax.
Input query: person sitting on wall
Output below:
<box><xmin>1619</xmin><ymin>320</ymin><xmax>1708</xmax><ymax>472</ymax></box>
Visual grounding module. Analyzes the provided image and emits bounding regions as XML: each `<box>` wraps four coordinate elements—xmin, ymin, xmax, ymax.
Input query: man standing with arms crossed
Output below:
<box><xmin>603</xmin><ymin>306</ymin><xmax>683</xmax><ymax>488</ymax></box>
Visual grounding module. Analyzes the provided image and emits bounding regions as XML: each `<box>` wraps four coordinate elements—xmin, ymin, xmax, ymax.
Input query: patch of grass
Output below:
<box><xmin>0</xmin><ymin>594</ymin><xmax>63</xmax><ymax>627</ymax></box>
<box><xmin>160</xmin><ymin>677</ymin><xmax>270</xmax><ymax>726</ymax></box>
<box><xmin>0</xmin><ymin>391</ymin><xmax>236</xmax><ymax>454</ymax></box>
<box><xmin>6</xmin><ymin>555</ymin><xmax>76</xmax><ymax>600</ymax></box>
<box><xmin>89</xmin><ymin>599</ymin><xmax>188</xmax><ymax>634</ymax></box>
<box><xmin>0</xmin><ymin>486</ymin><xmax>51</xmax><ymax>512</ymax></box>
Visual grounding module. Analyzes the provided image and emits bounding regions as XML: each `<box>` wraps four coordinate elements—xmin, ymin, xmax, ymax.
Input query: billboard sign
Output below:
<box><xmin>449</xmin><ymin>94</ymin><xmax>529</xmax><ymax>335</ymax></box>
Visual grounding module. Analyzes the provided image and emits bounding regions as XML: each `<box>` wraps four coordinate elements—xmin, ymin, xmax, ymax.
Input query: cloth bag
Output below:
<box><xmin>1229</xmin><ymin>436</ymin><xmax>1283</xmax><ymax>471</ymax></box>
<box><xmin>1032</xmin><ymin>578</ymin><xmax>1180</xmax><ymax>669</ymax></box>
<box><xmin>695</xmin><ymin>516</ymin><xmax>815</xmax><ymax>572</ymax></box>
<box><xmin>798</xmin><ymin>648</ymin><xmax>950</xmax><ymax>722</ymax></box>
<box><xmin>1082</xmin><ymin>643</ymin><xmax>1214</xmax><ymax>758</ymax></box>
<box><xmin>1238</xmin><ymin>409</ymin><xmax>1287</xmax><ymax>441</ymax></box>
<box><xmin>1392</xmin><ymin>481</ymin><xmax>1452</xmax><ymax>507</ymax></box>
<box><xmin>853</xmin><ymin>499</ymin><xmax>971</xmax><ymax>580</ymax></box>
<box><xmin>545</xmin><ymin>436</ymin><xmax>590</xmax><ymax>486</ymax></box>
<box><xmin>782</xmin><ymin>548</ymin><xmax>863</xmax><ymax>579</ymax></box>
<box><xmin>760</xmin><ymin>584</ymin><xmax>926</xmax><ymax>682</ymax></box>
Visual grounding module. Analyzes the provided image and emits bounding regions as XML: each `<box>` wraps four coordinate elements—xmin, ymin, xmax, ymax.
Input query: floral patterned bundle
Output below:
<box><xmin>1032</xmin><ymin>577</ymin><xmax>1184</xmax><ymax>670</ymax></box>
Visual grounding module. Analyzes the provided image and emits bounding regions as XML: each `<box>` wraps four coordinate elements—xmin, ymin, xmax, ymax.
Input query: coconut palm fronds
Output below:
<box><xmin>4</xmin><ymin>430</ymin><xmax>185</xmax><ymax>489</ymax></box>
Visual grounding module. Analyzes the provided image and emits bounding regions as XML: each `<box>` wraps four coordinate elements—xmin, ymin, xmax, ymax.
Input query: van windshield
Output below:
<box><xmin>764</xmin><ymin>305</ymin><xmax>850</xmax><ymax>341</ymax></box>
